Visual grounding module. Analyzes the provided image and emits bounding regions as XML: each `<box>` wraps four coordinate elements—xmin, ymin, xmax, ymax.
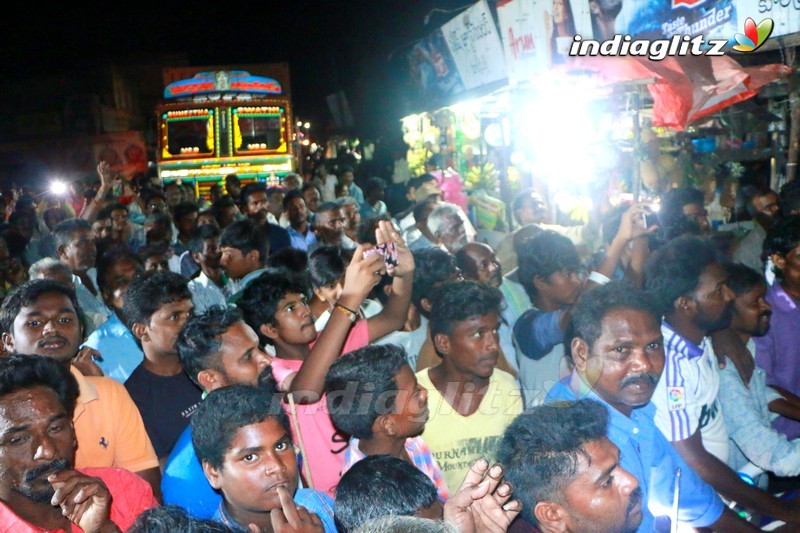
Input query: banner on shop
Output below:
<box><xmin>405</xmin><ymin>28</ymin><xmax>467</xmax><ymax>110</ymax></box>
<box><xmin>440</xmin><ymin>0</ymin><xmax>508</xmax><ymax>90</ymax></box>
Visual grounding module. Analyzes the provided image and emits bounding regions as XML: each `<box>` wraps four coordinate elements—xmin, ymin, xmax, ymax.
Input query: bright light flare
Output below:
<box><xmin>50</xmin><ymin>180</ymin><xmax>68</xmax><ymax>196</ymax></box>
<box><xmin>515</xmin><ymin>75</ymin><xmax>607</xmax><ymax>187</ymax></box>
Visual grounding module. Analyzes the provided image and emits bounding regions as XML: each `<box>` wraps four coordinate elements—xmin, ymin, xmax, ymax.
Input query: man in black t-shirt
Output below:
<box><xmin>122</xmin><ymin>270</ymin><xmax>202</xmax><ymax>459</ymax></box>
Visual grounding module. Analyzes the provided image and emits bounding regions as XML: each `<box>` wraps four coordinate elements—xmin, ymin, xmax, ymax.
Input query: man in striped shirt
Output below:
<box><xmin>646</xmin><ymin>236</ymin><xmax>800</xmax><ymax>525</ymax></box>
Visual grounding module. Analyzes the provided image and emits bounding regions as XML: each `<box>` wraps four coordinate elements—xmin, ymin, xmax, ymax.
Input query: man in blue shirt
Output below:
<box><xmin>161</xmin><ymin>306</ymin><xmax>273</xmax><ymax>518</ymax></box>
<box><xmin>547</xmin><ymin>282</ymin><xmax>749</xmax><ymax>531</ymax></box>
<box><xmin>83</xmin><ymin>249</ymin><xmax>145</xmax><ymax>382</ymax></box>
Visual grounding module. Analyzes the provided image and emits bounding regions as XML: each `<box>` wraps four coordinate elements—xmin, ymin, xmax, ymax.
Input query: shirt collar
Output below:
<box><xmin>564</xmin><ymin>370</ymin><xmax>656</xmax><ymax>428</ymax></box>
<box><xmin>70</xmin><ymin>365</ymin><xmax>98</xmax><ymax>405</ymax></box>
<box><xmin>661</xmin><ymin>320</ymin><xmax>705</xmax><ymax>359</ymax></box>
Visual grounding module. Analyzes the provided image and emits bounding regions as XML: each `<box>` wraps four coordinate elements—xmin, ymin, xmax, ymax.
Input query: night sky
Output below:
<box><xmin>5</xmin><ymin>0</ymin><xmax>476</xmax><ymax>139</ymax></box>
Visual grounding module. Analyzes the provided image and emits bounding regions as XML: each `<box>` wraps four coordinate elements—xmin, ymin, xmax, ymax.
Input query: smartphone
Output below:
<box><xmin>364</xmin><ymin>243</ymin><xmax>399</xmax><ymax>268</ymax></box>
<box><xmin>643</xmin><ymin>209</ymin><xmax>659</xmax><ymax>229</ymax></box>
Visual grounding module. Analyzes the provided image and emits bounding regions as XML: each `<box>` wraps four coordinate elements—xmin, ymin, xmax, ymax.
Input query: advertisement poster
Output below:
<box><xmin>405</xmin><ymin>29</ymin><xmax>466</xmax><ymax>110</ymax></box>
<box><xmin>498</xmin><ymin>0</ymin><xmax>592</xmax><ymax>83</ymax></box>
<box><xmin>602</xmin><ymin>0</ymin><xmax>737</xmax><ymax>41</ymax></box>
<box><xmin>440</xmin><ymin>0</ymin><xmax>508</xmax><ymax>90</ymax></box>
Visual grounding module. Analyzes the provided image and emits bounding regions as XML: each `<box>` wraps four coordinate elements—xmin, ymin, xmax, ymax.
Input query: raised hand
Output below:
<box><xmin>341</xmin><ymin>242</ymin><xmax>386</xmax><ymax>304</ymax></box>
<box><xmin>375</xmin><ymin>219</ymin><xmax>414</xmax><ymax>279</ymax></box>
<box><xmin>444</xmin><ymin>459</ymin><xmax>521</xmax><ymax>533</ymax></box>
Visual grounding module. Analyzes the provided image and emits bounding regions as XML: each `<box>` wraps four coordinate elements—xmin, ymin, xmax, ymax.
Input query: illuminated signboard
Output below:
<box><xmin>164</xmin><ymin>71</ymin><xmax>283</xmax><ymax>99</ymax></box>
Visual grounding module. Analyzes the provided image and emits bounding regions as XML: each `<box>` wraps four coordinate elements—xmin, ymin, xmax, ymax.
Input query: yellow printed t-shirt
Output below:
<box><xmin>416</xmin><ymin>368</ymin><xmax>523</xmax><ymax>492</ymax></box>
<box><xmin>71</xmin><ymin>366</ymin><xmax>159</xmax><ymax>473</ymax></box>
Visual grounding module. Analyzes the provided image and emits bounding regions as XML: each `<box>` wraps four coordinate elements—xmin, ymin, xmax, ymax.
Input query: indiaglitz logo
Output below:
<box><xmin>733</xmin><ymin>17</ymin><xmax>774</xmax><ymax>53</ymax></box>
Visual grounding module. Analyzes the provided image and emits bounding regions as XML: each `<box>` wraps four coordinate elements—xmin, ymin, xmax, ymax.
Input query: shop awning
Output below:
<box><xmin>563</xmin><ymin>55</ymin><xmax>792</xmax><ymax>130</ymax></box>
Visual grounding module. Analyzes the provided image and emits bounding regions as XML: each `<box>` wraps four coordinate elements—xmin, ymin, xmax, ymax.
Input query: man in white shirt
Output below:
<box><xmin>187</xmin><ymin>225</ymin><xmax>233</xmax><ymax>313</ymax></box>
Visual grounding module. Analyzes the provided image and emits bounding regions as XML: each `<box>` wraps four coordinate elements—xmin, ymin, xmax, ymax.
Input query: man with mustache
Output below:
<box><xmin>0</xmin><ymin>279</ymin><xmax>162</xmax><ymax>501</ymax></box>
<box><xmin>0</xmin><ymin>354</ymin><xmax>158</xmax><ymax>532</ymax></box>
<box><xmin>718</xmin><ymin>263</ymin><xmax>800</xmax><ymax>483</ymax></box>
<box><xmin>647</xmin><ymin>236</ymin><xmax>800</xmax><ymax>526</ymax></box>
<box><xmin>547</xmin><ymin>281</ymin><xmax>750</xmax><ymax>531</ymax></box>
<box><xmin>161</xmin><ymin>305</ymin><xmax>274</xmax><ymax>518</ymax></box>
<box><xmin>499</xmin><ymin>399</ymin><xmax>643</xmax><ymax>533</ymax></box>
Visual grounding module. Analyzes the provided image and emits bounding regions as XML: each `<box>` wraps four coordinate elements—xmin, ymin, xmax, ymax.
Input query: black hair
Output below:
<box><xmin>725</xmin><ymin>263</ymin><xmax>766</xmax><ymax>298</ymax></box>
<box><xmin>266</xmin><ymin>186</ymin><xmax>285</xmax><ymax>198</ymax></box>
<box><xmin>219</xmin><ymin>219</ymin><xmax>270</xmax><ymax>265</ymax></box>
<box><xmin>122</xmin><ymin>270</ymin><xmax>191</xmax><ymax>330</ymax></box>
<box><xmin>741</xmin><ymin>184</ymin><xmax>776</xmax><ymax>215</ymax></box>
<box><xmin>95</xmin><ymin>246</ymin><xmax>143</xmax><ymax>296</ymax></box>
<box><xmin>763</xmin><ymin>216</ymin><xmax>800</xmax><ymax>280</ymax></box>
<box><xmin>240</xmin><ymin>182</ymin><xmax>267</xmax><ymax>205</ymax></box>
<box><xmin>364</xmin><ymin>177</ymin><xmax>386</xmax><ymax>196</ymax></box>
<box><xmin>282</xmin><ymin>189</ymin><xmax>305</xmax><ymax>210</ymax></box>
<box><xmin>309</xmin><ymin>246</ymin><xmax>347</xmax><ymax>289</ymax></box>
<box><xmin>192</xmin><ymin>384</ymin><xmax>288</xmax><ymax>470</ymax></box>
<box><xmin>173</xmin><ymin>201</ymin><xmax>199</xmax><ymax>223</ymax></box>
<box><xmin>188</xmin><ymin>224</ymin><xmax>221</xmax><ymax>255</ymax></box>
<box><xmin>137</xmin><ymin>244</ymin><xmax>169</xmax><ymax>263</ymax></box>
<box><xmin>334</xmin><ymin>454</ymin><xmax>438</xmax><ymax>533</ymax></box>
<box><xmin>411</xmin><ymin>247</ymin><xmax>458</xmax><ymax>316</ymax></box>
<box><xmin>143</xmin><ymin>189</ymin><xmax>167</xmax><ymax>205</ymax></box>
<box><xmin>357</xmin><ymin>215</ymin><xmax>391</xmax><ymax>245</ymax></box>
<box><xmin>571</xmin><ymin>281</ymin><xmax>661</xmax><ymax>348</ymax></box>
<box><xmin>517</xmin><ymin>230</ymin><xmax>580</xmax><ymax>298</ymax></box>
<box><xmin>780</xmin><ymin>180</ymin><xmax>800</xmax><ymax>216</ymax></box>
<box><xmin>644</xmin><ymin>236</ymin><xmax>720</xmax><ymax>315</ymax></box>
<box><xmin>338</xmin><ymin>165</ymin><xmax>355</xmax><ymax>176</ymax></box>
<box><xmin>497</xmin><ymin>399</ymin><xmax>609</xmax><ymax>525</ymax></box>
<box><xmin>95</xmin><ymin>205</ymin><xmax>114</xmax><ymax>222</ymax></box>
<box><xmin>237</xmin><ymin>269</ymin><xmax>311</xmax><ymax>346</ymax></box>
<box><xmin>106</xmin><ymin>202</ymin><xmax>128</xmax><ymax>214</ymax></box>
<box><xmin>211</xmin><ymin>195</ymin><xmax>237</xmax><ymax>220</ymax></box>
<box><xmin>0</xmin><ymin>279</ymin><xmax>83</xmax><ymax>336</ymax></box>
<box><xmin>512</xmin><ymin>189</ymin><xmax>542</xmax><ymax>224</ymax></box>
<box><xmin>0</xmin><ymin>354</ymin><xmax>79</xmax><ymax>418</ymax></box>
<box><xmin>53</xmin><ymin>218</ymin><xmax>92</xmax><ymax>250</ymax></box>
<box><xmin>658</xmin><ymin>187</ymin><xmax>706</xmax><ymax>239</ymax></box>
<box><xmin>267</xmin><ymin>247</ymin><xmax>308</xmax><ymax>272</ymax></box>
<box><xmin>325</xmin><ymin>344</ymin><xmax>409</xmax><ymax>439</ymax></box>
<box><xmin>416</xmin><ymin>173</ymin><xmax>438</xmax><ymax>186</ymax></box>
<box><xmin>316</xmin><ymin>201</ymin><xmax>342</xmax><ymax>217</ymax></box>
<box><xmin>301</xmin><ymin>182</ymin><xmax>321</xmax><ymax>196</ymax></box>
<box><xmin>428</xmin><ymin>280</ymin><xmax>504</xmax><ymax>339</ymax></box>
<box><xmin>177</xmin><ymin>306</ymin><xmax>244</xmax><ymax>386</ymax></box>
<box><xmin>129</xmin><ymin>505</ymin><xmax>233</xmax><ymax>533</ymax></box>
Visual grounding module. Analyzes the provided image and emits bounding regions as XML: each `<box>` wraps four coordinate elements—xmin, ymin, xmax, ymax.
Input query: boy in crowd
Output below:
<box><xmin>417</xmin><ymin>280</ymin><xmax>523</xmax><ymax>492</ymax></box>
<box><xmin>194</xmin><ymin>385</ymin><xmax>335</xmax><ymax>532</ymax></box>
<box><xmin>0</xmin><ymin>355</ymin><xmax>159</xmax><ymax>531</ymax></box>
<box><xmin>84</xmin><ymin>247</ymin><xmax>145</xmax><ymax>382</ymax></box>
<box><xmin>187</xmin><ymin>224</ymin><xmax>233</xmax><ymax>313</ymax></box>
<box><xmin>237</xmin><ymin>220</ymin><xmax>414</xmax><ymax>495</ymax></box>
<box><xmin>0</xmin><ymin>279</ymin><xmax>161</xmax><ymax>498</ymax></box>
<box><xmin>514</xmin><ymin>204</ymin><xmax>652</xmax><ymax>405</ymax></box>
<box><xmin>219</xmin><ymin>218</ymin><xmax>270</xmax><ymax>301</ymax></box>
<box><xmin>123</xmin><ymin>271</ymin><xmax>203</xmax><ymax>460</ymax></box>
<box><xmin>162</xmin><ymin>306</ymin><xmax>273</xmax><ymax>517</ymax></box>
<box><xmin>325</xmin><ymin>344</ymin><xmax>448</xmax><ymax>501</ymax></box>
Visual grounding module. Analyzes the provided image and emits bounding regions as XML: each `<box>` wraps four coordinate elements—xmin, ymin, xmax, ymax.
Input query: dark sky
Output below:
<box><xmin>5</xmin><ymin>0</ymin><xmax>475</xmax><ymax>139</ymax></box>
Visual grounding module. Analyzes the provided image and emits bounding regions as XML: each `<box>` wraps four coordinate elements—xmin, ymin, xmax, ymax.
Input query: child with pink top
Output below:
<box><xmin>237</xmin><ymin>220</ymin><xmax>414</xmax><ymax>496</ymax></box>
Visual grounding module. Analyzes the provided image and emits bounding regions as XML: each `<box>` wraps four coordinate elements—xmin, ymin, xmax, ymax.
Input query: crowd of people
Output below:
<box><xmin>2</xmin><ymin>158</ymin><xmax>800</xmax><ymax>532</ymax></box>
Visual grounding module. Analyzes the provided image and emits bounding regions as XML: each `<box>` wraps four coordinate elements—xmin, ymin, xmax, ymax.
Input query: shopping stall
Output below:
<box><xmin>397</xmin><ymin>0</ymin><xmax>792</xmax><ymax>234</ymax></box>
